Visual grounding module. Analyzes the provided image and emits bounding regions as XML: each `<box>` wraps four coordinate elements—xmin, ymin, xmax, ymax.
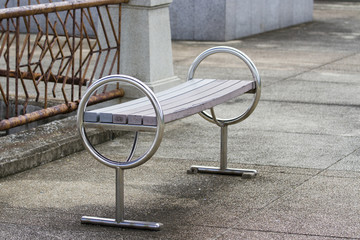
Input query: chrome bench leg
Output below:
<box><xmin>188</xmin><ymin>125</ymin><xmax>257</xmax><ymax>179</ymax></box>
<box><xmin>81</xmin><ymin>168</ymin><xmax>163</xmax><ymax>230</ymax></box>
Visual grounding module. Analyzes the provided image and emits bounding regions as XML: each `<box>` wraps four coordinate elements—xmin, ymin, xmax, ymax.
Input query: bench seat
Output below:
<box><xmin>84</xmin><ymin>79</ymin><xmax>255</xmax><ymax>126</ymax></box>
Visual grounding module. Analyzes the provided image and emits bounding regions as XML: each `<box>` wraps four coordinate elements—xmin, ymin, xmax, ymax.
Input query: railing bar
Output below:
<box><xmin>19</xmin><ymin>34</ymin><xmax>30</xmax><ymax>64</ymax></box>
<box><xmin>27</xmin><ymin>31</ymin><xmax>42</xmax><ymax>65</ymax></box>
<box><xmin>63</xmin><ymin>11</ymin><xmax>74</xmax><ymax>52</ymax></box>
<box><xmin>69</xmin><ymin>41</ymin><xmax>87</xmax><ymax>77</ymax></box>
<box><xmin>0</xmin><ymin>83</ymin><xmax>7</xmax><ymax>108</ymax></box>
<box><xmin>71</xmin><ymin>8</ymin><xmax>76</xmax><ymax>102</ymax></box>
<box><xmin>49</xmin><ymin>72</ymin><xmax>57</xmax><ymax>98</ymax></box>
<box><xmin>0</xmin><ymin>69</ymin><xmax>88</xmax><ymax>85</ymax></box>
<box><xmin>96</xmin><ymin>6</ymin><xmax>110</xmax><ymax>48</ymax></box>
<box><xmin>54</xmin><ymin>12</ymin><xmax>79</xmax><ymax>78</ymax></box>
<box><xmin>38</xmin><ymin>29</ymin><xmax>52</xmax><ymax>70</ymax></box>
<box><xmin>44</xmin><ymin>13</ymin><xmax>49</xmax><ymax>109</ymax></box>
<box><xmin>26</xmin><ymin>14</ymin><xmax>31</xmax><ymax>78</ymax></box>
<box><xmin>99</xmin><ymin>50</ymin><xmax>111</xmax><ymax>80</ymax></box>
<box><xmin>53</xmin><ymin>31</ymin><xmax>69</xmax><ymax>96</ymax></box>
<box><xmin>0</xmin><ymin>18</ymin><xmax>4</xmax><ymax>28</ymax></box>
<box><xmin>19</xmin><ymin>73</ymin><xmax>30</xmax><ymax>113</ymax></box>
<box><xmin>19</xmin><ymin>61</ymin><xmax>45</xmax><ymax>68</ymax></box>
<box><xmin>59</xmin><ymin>57</ymin><xmax>72</xmax><ymax>79</ymax></box>
<box><xmin>89</xmin><ymin>48</ymin><xmax>102</xmax><ymax>85</ymax></box>
<box><xmin>0</xmin><ymin>0</ymin><xmax>129</xmax><ymax>20</ymax></box>
<box><xmin>5</xmin><ymin>33</ymin><xmax>16</xmax><ymax>60</ymax></box>
<box><xmin>117</xmin><ymin>4</ymin><xmax>121</xmax><ymax>75</ymax></box>
<box><xmin>9</xmin><ymin>17</ymin><xmax>17</xmax><ymax>33</ymax></box>
<box><xmin>61</xmin><ymin>55</ymin><xmax>74</xmax><ymax>105</ymax></box>
<box><xmin>80</xmin><ymin>49</ymin><xmax>95</xmax><ymax>86</ymax></box>
<box><xmin>22</xmin><ymin>15</ymin><xmax>31</xmax><ymax>112</ymax></box>
<box><xmin>67</xmin><ymin>9</ymin><xmax>83</xmax><ymax>37</ymax></box>
<box><xmin>6</xmin><ymin>18</ymin><xmax>10</xmax><ymax>119</ymax></box>
<box><xmin>74</xmin><ymin>41</ymin><xmax>96</xmax><ymax>77</ymax></box>
<box><xmin>45</xmin><ymin>28</ymin><xmax>56</xmax><ymax>65</ymax></box>
<box><xmin>52</xmin><ymin>11</ymin><xmax>73</xmax><ymax>54</ymax></box>
<box><xmin>36</xmin><ymin>64</ymin><xmax>44</xmax><ymax>85</ymax></box>
<box><xmin>0</xmin><ymin>31</ymin><xmax>9</xmax><ymax>64</ymax></box>
<box><xmin>85</xmin><ymin>6</ymin><xmax>102</xmax><ymax>83</ymax></box>
<box><xmin>79</xmin><ymin>8</ymin><xmax>84</xmax><ymax>99</ymax></box>
<box><xmin>87</xmin><ymin>47</ymin><xmax>118</xmax><ymax>54</ymax></box>
<box><xmin>15</xmin><ymin>16</ymin><xmax>20</xmax><ymax>116</ymax></box>
<box><xmin>53</xmin><ymin>60</ymin><xmax>65</xmax><ymax>98</ymax></box>
<box><xmin>105</xmin><ymin>6</ymin><xmax>118</xmax><ymax>45</ymax></box>
<box><xmin>48</xmin><ymin>20</ymin><xmax>65</xmax><ymax>59</ymax></box>
<box><xmin>108</xmin><ymin>48</ymin><xmax>118</xmax><ymax>76</ymax></box>
<box><xmin>0</xmin><ymin>27</ymin><xmax>5</xmax><ymax>44</ymax></box>
<box><xmin>82</xmin><ymin>9</ymin><xmax>93</xmax><ymax>49</ymax></box>
<box><xmin>0</xmin><ymin>88</ymin><xmax>124</xmax><ymax>131</ymax></box>
<box><xmin>26</xmin><ymin>67</ymin><xmax>40</xmax><ymax>102</ymax></box>
<box><xmin>31</xmin><ymin>14</ymin><xmax>43</xmax><ymax>33</ymax></box>
<box><xmin>22</xmin><ymin>15</ymin><xmax>30</xmax><ymax>32</ymax></box>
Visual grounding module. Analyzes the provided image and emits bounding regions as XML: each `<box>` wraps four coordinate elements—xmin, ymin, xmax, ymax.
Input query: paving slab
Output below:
<box><xmin>232</xmin><ymin>175</ymin><xmax>360</xmax><ymax>239</ymax></box>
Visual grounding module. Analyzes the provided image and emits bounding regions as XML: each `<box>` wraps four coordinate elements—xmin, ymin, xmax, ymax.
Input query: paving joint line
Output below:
<box><xmin>266</xmin><ymin>51</ymin><xmax>360</xmax><ymax>87</ymax></box>
<box><xmin>215</xmin><ymin>226</ymin><xmax>357</xmax><ymax>240</ymax></box>
<box><xmin>261</xmin><ymin>99</ymin><xmax>360</xmax><ymax>108</ymax></box>
<box><xmin>241</xmin><ymin>127</ymin><xmax>359</xmax><ymax>139</ymax></box>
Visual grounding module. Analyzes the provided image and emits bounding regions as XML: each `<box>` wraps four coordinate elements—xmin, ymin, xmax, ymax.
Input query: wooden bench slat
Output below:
<box><xmin>84</xmin><ymin>79</ymin><xmax>207</xmax><ymax>122</ymax></box>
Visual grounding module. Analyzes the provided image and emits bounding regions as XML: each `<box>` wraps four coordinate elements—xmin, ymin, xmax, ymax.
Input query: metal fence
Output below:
<box><xmin>0</xmin><ymin>0</ymin><xmax>128</xmax><ymax>131</ymax></box>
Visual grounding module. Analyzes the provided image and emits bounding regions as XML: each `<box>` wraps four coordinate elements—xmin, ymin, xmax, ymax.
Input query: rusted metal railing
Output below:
<box><xmin>0</xmin><ymin>0</ymin><xmax>128</xmax><ymax>131</ymax></box>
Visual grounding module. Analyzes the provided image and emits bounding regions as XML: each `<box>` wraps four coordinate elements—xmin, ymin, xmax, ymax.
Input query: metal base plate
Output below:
<box><xmin>81</xmin><ymin>216</ymin><xmax>163</xmax><ymax>231</ymax></box>
<box><xmin>187</xmin><ymin>166</ymin><xmax>257</xmax><ymax>179</ymax></box>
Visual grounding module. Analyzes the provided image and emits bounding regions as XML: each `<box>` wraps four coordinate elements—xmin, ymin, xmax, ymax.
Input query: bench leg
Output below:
<box><xmin>188</xmin><ymin>125</ymin><xmax>257</xmax><ymax>179</ymax></box>
<box><xmin>81</xmin><ymin>168</ymin><xmax>163</xmax><ymax>230</ymax></box>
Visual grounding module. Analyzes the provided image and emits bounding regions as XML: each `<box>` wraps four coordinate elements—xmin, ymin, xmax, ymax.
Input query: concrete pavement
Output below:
<box><xmin>1</xmin><ymin>1</ymin><xmax>360</xmax><ymax>239</ymax></box>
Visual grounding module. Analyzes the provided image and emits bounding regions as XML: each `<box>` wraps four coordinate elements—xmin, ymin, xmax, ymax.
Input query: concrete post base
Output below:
<box><xmin>120</xmin><ymin>0</ymin><xmax>182</xmax><ymax>96</ymax></box>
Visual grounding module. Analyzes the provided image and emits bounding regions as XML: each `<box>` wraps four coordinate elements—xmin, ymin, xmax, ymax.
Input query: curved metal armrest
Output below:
<box><xmin>77</xmin><ymin>74</ymin><xmax>165</xmax><ymax>169</ymax></box>
<box><xmin>187</xmin><ymin>46</ymin><xmax>261</xmax><ymax>126</ymax></box>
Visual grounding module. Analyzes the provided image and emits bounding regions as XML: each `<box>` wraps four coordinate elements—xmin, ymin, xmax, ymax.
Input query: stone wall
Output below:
<box><xmin>169</xmin><ymin>0</ymin><xmax>314</xmax><ymax>41</ymax></box>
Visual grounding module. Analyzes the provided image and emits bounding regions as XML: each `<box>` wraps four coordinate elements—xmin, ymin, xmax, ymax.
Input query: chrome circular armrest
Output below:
<box><xmin>77</xmin><ymin>75</ymin><xmax>165</xmax><ymax>169</ymax></box>
<box><xmin>187</xmin><ymin>46</ymin><xmax>261</xmax><ymax>126</ymax></box>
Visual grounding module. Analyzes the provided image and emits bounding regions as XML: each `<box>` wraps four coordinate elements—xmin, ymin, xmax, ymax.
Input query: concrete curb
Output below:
<box><xmin>0</xmin><ymin>116</ymin><xmax>117</xmax><ymax>178</ymax></box>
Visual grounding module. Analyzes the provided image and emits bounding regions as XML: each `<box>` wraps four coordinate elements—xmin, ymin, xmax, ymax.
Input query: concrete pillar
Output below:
<box><xmin>120</xmin><ymin>0</ymin><xmax>182</xmax><ymax>94</ymax></box>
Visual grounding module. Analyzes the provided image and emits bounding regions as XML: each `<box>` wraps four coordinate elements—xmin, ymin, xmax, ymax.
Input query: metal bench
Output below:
<box><xmin>76</xmin><ymin>46</ymin><xmax>261</xmax><ymax>230</ymax></box>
